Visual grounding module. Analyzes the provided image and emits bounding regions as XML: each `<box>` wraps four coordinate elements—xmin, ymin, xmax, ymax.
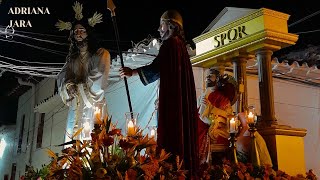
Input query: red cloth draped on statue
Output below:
<box><xmin>197</xmin><ymin>114</ymin><xmax>210</xmax><ymax>164</ymax></box>
<box><xmin>197</xmin><ymin>85</ymin><xmax>233</xmax><ymax>164</ymax></box>
<box><xmin>208</xmin><ymin>90</ymin><xmax>231</xmax><ymax>110</ymax></box>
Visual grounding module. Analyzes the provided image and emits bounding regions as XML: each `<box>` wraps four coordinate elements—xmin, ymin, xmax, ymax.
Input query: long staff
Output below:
<box><xmin>107</xmin><ymin>0</ymin><xmax>133</xmax><ymax>116</ymax></box>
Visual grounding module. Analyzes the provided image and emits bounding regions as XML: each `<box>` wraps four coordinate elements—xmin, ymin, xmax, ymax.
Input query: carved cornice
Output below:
<box><xmin>260</xmin><ymin>8</ymin><xmax>290</xmax><ymax>20</ymax></box>
<box><xmin>264</xmin><ymin>30</ymin><xmax>298</xmax><ymax>44</ymax></box>
<box><xmin>258</xmin><ymin>125</ymin><xmax>307</xmax><ymax>137</ymax></box>
<box><xmin>193</xmin><ymin>8</ymin><xmax>290</xmax><ymax>43</ymax></box>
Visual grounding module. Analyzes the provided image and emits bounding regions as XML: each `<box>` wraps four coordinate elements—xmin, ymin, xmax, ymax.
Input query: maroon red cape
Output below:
<box><xmin>157</xmin><ymin>36</ymin><xmax>199</xmax><ymax>178</ymax></box>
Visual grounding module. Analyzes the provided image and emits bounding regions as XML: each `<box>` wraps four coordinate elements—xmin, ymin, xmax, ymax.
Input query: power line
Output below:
<box><xmin>0</xmin><ymin>60</ymin><xmax>62</xmax><ymax>72</ymax></box>
<box><xmin>289</xmin><ymin>10</ymin><xmax>320</xmax><ymax>28</ymax></box>
<box><xmin>0</xmin><ymin>54</ymin><xmax>65</xmax><ymax>65</ymax></box>
<box><xmin>295</xmin><ymin>29</ymin><xmax>320</xmax><ymax>35</ymax></box>
<box><xmin>0</xmin><ymin>37</ymin><xmax>67</xmax><ymax>56</ymax></box>
<box><xmin>14</xmin><ymin>33</ymin><xmax>69</xmax><ymax>46</ymax></box>
<box><xmin>0</xmin><ymin>25</ymin><xmax>66</xmax><ymax>39</ymax></box>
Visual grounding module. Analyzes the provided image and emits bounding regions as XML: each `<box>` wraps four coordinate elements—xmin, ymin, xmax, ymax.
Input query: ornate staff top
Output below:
<box><xmin>107</xmin><ymin>0</ymin><xmax>116</xmax><ymax>17</ymax></box>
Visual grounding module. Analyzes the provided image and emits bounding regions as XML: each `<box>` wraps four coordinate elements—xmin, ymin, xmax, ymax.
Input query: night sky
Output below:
<box><xmin>1</xmin><ymin>0</ymin><xmax>320</xmax><ymax>124</ymax></box>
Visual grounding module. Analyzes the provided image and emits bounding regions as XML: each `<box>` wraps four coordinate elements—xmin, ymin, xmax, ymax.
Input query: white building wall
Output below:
<box><xmin>247</xmin><ymin>75</ymin><xmax>320</xmax><ymax>177</ymax></box>
<box><xmin>31</xmin><ymin>104</ymin><xmax>67</xmax><ymax>171</ymax></box>
<box><xmin>193</xmin><ymin>67</ymin><xmax>205</xmax><ymax>98</ymax></box>
<box><xmin>35</xmin><ymin>78</ymin><xmax>56</xmax><ymax>105</ymax></box>
<box><xmin>29</xmin><ymin>78</ymin><xmax>67</xmax><ymax>172</ymax></box>
<box><xmin>0</xmin><ymin>125</ymin><xmax>16</xmax><ymax>179</ymax></box>
<box><xmin>14</xmin><ymin>86</ymin><xmax>33</xmax><ymax>178</ymax></box>
<box><xmin>12</xmin><ymin>78</ymin><xmax>65</xmax><ymax>179</ymax></box>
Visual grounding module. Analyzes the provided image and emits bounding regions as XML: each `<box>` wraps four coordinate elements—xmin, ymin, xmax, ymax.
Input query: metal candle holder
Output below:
<box><xmin>228</xmin><ymin>132</ymin><xmax>238</xmax><ymax>164</ymax></box>
<box><xmin>125</xmin><ymin>112</ymin><xmax>139</xmax><ymax>137</ymax></box>
<box><xmin>228</xmin><ymin>115</ymin><xmax>239</xmax><ymax>164</ymax></box>
<box><xmin>248</xmin><ymin>122</ymin><xmax>261</xmax><ymax>166</ymax></box>
<box><xmin>246</xmin><ymin>105</ymin><xmax>261</xmax><ymax>166</ymax></box>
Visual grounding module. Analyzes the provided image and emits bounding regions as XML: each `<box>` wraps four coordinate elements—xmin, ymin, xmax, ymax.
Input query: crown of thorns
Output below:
<box><xmin>55</xmin><ymin>1</ymin><xmax>103</xmax><ymax>31</ymax></box>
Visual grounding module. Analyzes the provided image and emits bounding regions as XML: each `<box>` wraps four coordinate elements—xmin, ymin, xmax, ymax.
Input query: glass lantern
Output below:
<box><xmin>229</xmin><ymin>115</ymin><xmax>239</xmax><ymax>134</ymax></box>
<box><xmin>92</xmin><ymin>102</ymin><xmax>107</xmax><ymax>123</ymax></box>
<box><xmin>246</xmin><ymin>105</ymin><xmax>257</xmax><ymax>125</ymax></box>
<box><xmin>125</xmin><ymin>112</ymin><xmax>139</xmax><ymax>136</ymax></box>
<box><xmin>81</xmin><ymin>117</ymin><xmax>93</xmax><ymax>141</ymax></box>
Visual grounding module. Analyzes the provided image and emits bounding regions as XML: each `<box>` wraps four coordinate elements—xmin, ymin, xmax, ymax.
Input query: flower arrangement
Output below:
<box><xmin>24</xmin><ymin>158</ymin><xmax>318</xmax><ymax>180</ymax></box>
<box><xmin>23</xmin><ymin>149</ymin><xmax>318</xmax><ymax>180</ymax></box>
<box><xmin>43</xmin><ymin>114</ymin><xmax>186</xmax><ymax>180</ymax></box>
<box><xmin>200</xmin><ymin>159</ymin><xmax>317</xmax><ymax>180</ymax></box>
<box><xmin>22</xmin><ymin>114</ymin><xmax>318</xmax><ymax>180</ymax></box>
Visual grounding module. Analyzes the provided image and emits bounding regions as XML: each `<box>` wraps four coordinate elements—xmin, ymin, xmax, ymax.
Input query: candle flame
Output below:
<box><xmin>229</xmin><ymin>117</ymin><xmax>236</xmax><ymax>133</ymax></box>
<box><xmin>150</xmin><ymin>129</ymin><xmax>155</xmax><ymax>137</ymax></box>
<box><xmin>83</xmin><ymin>121</ymin><xmax>90</xmax><ymax>131</ymax></box>
<box><xmin>128</xmin><ymin>120</ymin><xmax>134</xmax><ymax>127</ymax></box>
<box><xmin>248</xmin><ymin>112</ymin><xmax>254</xmax><ymax>118</ymax></box>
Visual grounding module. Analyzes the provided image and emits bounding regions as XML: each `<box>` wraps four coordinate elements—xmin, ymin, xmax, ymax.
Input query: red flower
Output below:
<box><xmin>103</xmin><ymin>136</ymin><xmax>114</xmax><ymax>146</ymax></box>
<box><xmin>91</xmin><ymin>133</ymin><xmax>98</xmax><ymax>142</ymax></box>
<box><xmin>119</xmin><ymin>139</ymin><xmax>130</xmax><ymax>150</ymax></box>
<box><xmin>109</xmin><ymin>129</ymin><xmax>122</xmax><ymax>136</ymax></box>
<box><xmin>62</xmin><ymin>147</ymin><xmax>72</xmax><ymax>154</ymax></box>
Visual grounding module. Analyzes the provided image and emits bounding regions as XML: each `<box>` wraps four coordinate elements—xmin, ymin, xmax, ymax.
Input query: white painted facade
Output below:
<box><xmin>7</xmin><ymin>78</ymin><xmax>68</xmax><ymax>179</ymax></box>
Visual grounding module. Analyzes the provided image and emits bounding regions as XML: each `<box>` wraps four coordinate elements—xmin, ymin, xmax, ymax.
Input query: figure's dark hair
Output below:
<box><xmin>66</xmin><ymin>19</ymin><xmax>100</xmax><ymax>61</ymax></box>
<box><xmin>206</xmin><ymin>68</ymin><xmax>220</xmax><ymax>88</ymax></box>
<box><xmin>208</xmin><ymin>68</ymin><xmax>220</xmax><ymax>77</ymax></box>
<box><xmin>168</xmin><ymin>20</ymin><xmax>186</xmax><ymax>43</ymax></box>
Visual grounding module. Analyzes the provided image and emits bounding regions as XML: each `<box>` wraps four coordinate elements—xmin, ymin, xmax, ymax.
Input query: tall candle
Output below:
<box><xmin>230</xmin><ymin>118</ymin><xmax>236</xmax><ymax>133</ymax></box>
<box><xmin>94</xmin><ymin>107</ymin><xmax>101</xmax><ymax>120</ymax></box>
<box><xmin>83</xmin><ymin>121</ymin><xmax>90</xmax><ymax>138</ymax></box>
<box><xmin>127</xmin><ymin>120</ymin><xmax>135</xmax><ymax>136</ymax></box>
<box><xmin>150</xmin><ymin>129</ymin><xmax>156</xmax><ymax>137</ymax></box>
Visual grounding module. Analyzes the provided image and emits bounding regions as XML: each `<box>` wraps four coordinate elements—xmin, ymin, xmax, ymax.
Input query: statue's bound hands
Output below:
<box><xmin>66</xmin><ymin>82</ymin><xmax>78</xmax><ymax>101</ymax></box>
<box><xmin>199</xmin><ymin>95</ymin><xmax>209</xmax><ymax>106</ymax></box>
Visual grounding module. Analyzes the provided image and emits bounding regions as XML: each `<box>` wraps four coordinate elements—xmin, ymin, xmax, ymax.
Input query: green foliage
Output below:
<box><xmin>23</xmin><ymin>164</ymin><xmax>50</xmax><ymax>180</ymax></box>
